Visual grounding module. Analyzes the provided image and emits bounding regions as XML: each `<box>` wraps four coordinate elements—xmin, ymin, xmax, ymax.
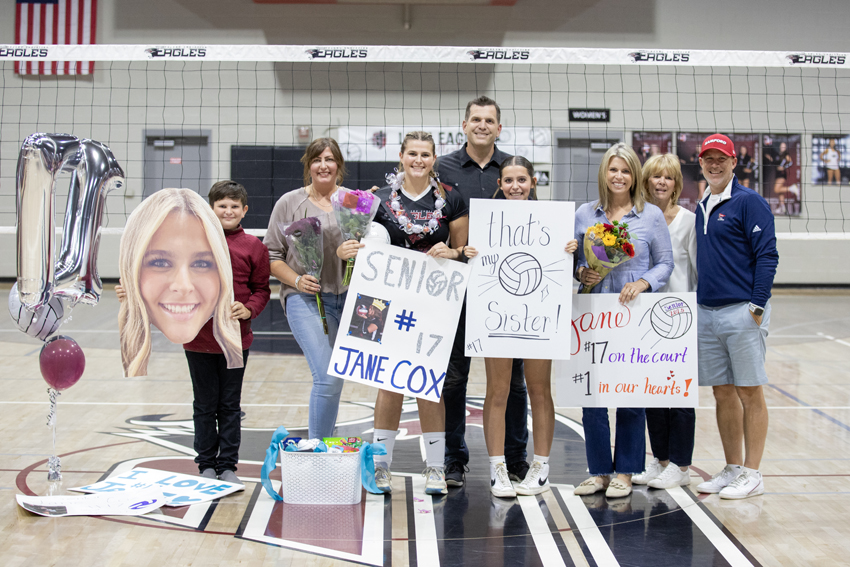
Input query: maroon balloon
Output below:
<box><xmin>39</xmin><ymin>335</ymin><xmax>85</xmax><ymax>391</ymax></box>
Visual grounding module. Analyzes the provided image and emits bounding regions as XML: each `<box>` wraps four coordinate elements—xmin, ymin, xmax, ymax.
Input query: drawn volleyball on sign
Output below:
<box><xmin>648</xmin><ymin>297</ymin><xmax>693</xmax><ymax>340</ymax></box>
<box><xmin>498</xmin><ymin>252</ymin><xmax>543</xmax><ymax>296</ymax></box>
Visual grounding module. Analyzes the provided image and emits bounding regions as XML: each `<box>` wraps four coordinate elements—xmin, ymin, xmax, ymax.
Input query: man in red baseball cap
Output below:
<box><xmin>694</xmin><ymin>133</ymin><xmax>779</xmax><ymax>500</ymax></box>
<box><xmin>699</xmin><ymin>133</ymin><xmax>736</xmax><ymax>158</ymax></box>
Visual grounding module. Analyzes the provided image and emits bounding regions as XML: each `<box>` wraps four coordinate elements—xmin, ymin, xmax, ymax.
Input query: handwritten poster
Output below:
<box><xmin>555</xmin><ymin>293</ymin><xmax>699</xmax><ymax>408</ymax></box>
<box><xmin>70</xmin><ymin>467</ymin><xmax>244</xmax><ymax>506</ymax></box>
<box><xmin>465</xmin><ymin>199</ymin><xmax>575</xmax><ymax>359</ymax></box>
<box><xmin>327</xmin><ymin>241</ymin><xmax>470</xmax><ymax>402</ymax></box>
<box><xmin>17</xmin><ymin>490</ymin><xmax>165</xmax><ymax>517</ymax></box>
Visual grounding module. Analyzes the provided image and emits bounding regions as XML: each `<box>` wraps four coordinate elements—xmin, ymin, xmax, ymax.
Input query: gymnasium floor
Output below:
<box><xmin>1</xmin><ymin>286</ymin><xmax>848</xmax><ymax>566</ymax></box>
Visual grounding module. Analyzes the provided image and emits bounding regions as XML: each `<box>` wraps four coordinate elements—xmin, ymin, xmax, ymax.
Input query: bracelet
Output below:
<box><xmin>639</xmin><ymin>278</ymin><xmax>650</xmax><ymax>292</ymax></box>
<box><xmin>294</xmin><ymin>275</ymin><xmax>302</xmax><ymax>291</ymax></box>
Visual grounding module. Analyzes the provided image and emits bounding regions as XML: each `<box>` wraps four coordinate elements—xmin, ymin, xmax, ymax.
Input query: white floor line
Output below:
<box><xmin>553</xmin><ymin>484</ymin><xmax>619</xmax><ymax>567</ymax></box>
<box><xmin>666</xmin><ymin>487</ymin><xmax>755</xmax><ymax>567</ymax></box>
<box><xmin>817</xmin><ymin>332</ymin><xmax>850</xmax><ymax>348</ymax></box>
<box><xmin>518</xmin><ymin>494</ymin><xmax>567</xmax><ymax>567</ymax></box>
<box><xmin>410</xmin><ymin>474</ymin><xmax>440</xmax><ymax>567</ymax></box>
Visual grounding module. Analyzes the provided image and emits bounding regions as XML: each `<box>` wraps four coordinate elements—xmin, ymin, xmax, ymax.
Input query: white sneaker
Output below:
<box><xmin>490</xmin><ymin>462</ymin><xmax>517</xmax><ymax>498</ymax></box>
<box><xmin>632</xmin><ymin>458</ymin><xmax>664</xmax><ymax>485</ymax></box>
<box><xmin>697</xmin><ymin>464</ymin><xmax>743</xmax><ymax>494</ymax></box>
<box><xmin>375</xmin><ymin>465</ymin><xmax>392</xmax><ymax>494</ymax></box>
<box><xmin>719</xmin><ymin>470</ymin><xmax>764</xmax><ymax>500</ymax></box>
<box><xmin>647</xmin><ymin>463</ymin><xmax>690</xmax><ymax>489</ymax></box>
<box><xmin>515</xmin><ymin>460</ymin><xmax>550</xmax><ymax>496</ymax></box>
<box><xmin>423</xmin><ymin>466</ymin><xmax>447</xmax><ymax>495</ymax></box>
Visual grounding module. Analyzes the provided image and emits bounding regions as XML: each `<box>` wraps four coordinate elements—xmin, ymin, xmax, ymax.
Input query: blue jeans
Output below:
<box><xmin>582</xmin><ymin>407</ymin><xmax>646</xmax><ymax>476</ymax></box>
<box><xmin>286</xmin><ymin>292</ymin><xmax>347</xmax><ymax>440</ymax></box>
<box><xmin>444</xmin><ymin>302</ymin><xmax>529</xmax><ymax>466</ymax></box>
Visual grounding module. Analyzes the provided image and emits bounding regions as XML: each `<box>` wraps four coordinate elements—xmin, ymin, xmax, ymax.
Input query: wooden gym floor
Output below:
<box><xmin>1</xmin><ymin>286</ymin><xmax>848</xmax><ymax>567</ymax></box>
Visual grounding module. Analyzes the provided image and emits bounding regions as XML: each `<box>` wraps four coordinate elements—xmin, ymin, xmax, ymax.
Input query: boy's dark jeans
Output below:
<box><xmin>186</xmin><ymin>349</ymin><xmax>249</xmax><ymax>474</ymax></box>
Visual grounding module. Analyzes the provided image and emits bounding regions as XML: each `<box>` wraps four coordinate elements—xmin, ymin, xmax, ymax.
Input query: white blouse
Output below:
<box><xmin>659</xmin><ymin>207</ymin><xmax>698</xmax><ymax>294</ymax></box>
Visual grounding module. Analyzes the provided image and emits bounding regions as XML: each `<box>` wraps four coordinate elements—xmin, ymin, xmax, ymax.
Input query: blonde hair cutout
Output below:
<box><xmin>118</xmin><ymin>188</ymin><xmax>242</xmax><ymax>377</ymax></box>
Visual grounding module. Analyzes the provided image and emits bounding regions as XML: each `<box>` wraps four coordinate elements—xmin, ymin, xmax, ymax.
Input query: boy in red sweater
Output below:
<box><xmin>118</xmin><ymin>181</ymin><xmax>270</xmax><ymax>484</ymax></box>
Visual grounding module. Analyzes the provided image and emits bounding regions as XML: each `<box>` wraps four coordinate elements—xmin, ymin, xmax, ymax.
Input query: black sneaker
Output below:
<box><xmin>445</xmin><ymin>462</ymin><xmax>468</xmax><ymax>487</ymax></box>
<box><xmin>507</xmin><ymin>461</ymin><xmax>530</xmax><ymax>482</ymax></box>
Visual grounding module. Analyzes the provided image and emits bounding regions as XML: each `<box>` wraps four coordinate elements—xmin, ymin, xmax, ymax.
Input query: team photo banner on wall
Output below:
<box><xmin>336</xmin><ymin>126</ymin><xmax>552</xmax><ymax>164</ymax></box>
<box><xmin>555</xmin><ymin>293</ymin><xmax>698</xmax><ymax>408</ymax></box>
<box><xmin>465</xmin><ymin>199</ymin><xmax>575</xmax><ymax>360</ymax></box>
<box><xmin>328</xmin><ymin>242</ymin><xmax>470</xmax><ymax>402</ymax></box>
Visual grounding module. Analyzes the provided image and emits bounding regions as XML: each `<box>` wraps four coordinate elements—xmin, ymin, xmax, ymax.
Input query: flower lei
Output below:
<box><xmin>385</xmin><ymin>170</ymin><xmax>445</xmax><ymax>235</ymax></box>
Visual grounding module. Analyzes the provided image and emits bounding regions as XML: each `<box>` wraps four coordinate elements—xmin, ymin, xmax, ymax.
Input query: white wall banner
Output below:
<box><xmin>555</xmin><ymin>292</ymin><xmax>698</xmax><ymax>408</ymax></box>
<box><xmin>16</xmin><ymin>490</ymin><xmax>165</xmax><ymax>517</ymax></box>
<box><xmin>335</xmin><ymin>126</ymin><xmax>552</xmax><ymax>164</ymax></box>
<box><xmin>70</xmin><ymin>467</ymin><xmax>244</xmax><ymax>506</ymax></box>
<box><xmin>465</xmin><ymin>199</ymin><xmax>575</xmax><ymax>359</ymax></box>
<box><xmin>327</xmin><ymin>241</ymin><xmax>470</xmax><ymax>402</ymax></box>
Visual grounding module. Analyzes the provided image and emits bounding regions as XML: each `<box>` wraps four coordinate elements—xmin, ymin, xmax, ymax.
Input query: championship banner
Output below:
<box><xmin>70</xmin><ymin>467</ymin><xmax>244</xmax><ymax>506</ymax></box>
<box><xmin>465</xmin><ymin>199</ymin><xmax>575</xmax><ymax>359</ymax></box>
<box><xmin>555</xmin><ymin>292</ymin><xmax>698</xmax><ymax>408</ymax></box>
<box><xmin>327</xmin><ymin>242</ymin><xmax>470</xmax><ymax>402</ymax></box>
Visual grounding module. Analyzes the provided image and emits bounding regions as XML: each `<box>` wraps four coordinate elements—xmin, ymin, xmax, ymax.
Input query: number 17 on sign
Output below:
<box><xmin>573</xmin><ymin>371</ymin><xmax>591</xmax><ymax>396</ymax></box>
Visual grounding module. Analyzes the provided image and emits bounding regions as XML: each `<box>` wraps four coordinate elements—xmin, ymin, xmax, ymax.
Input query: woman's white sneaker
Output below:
<box><xmin>515</xmin><ymin>461</ymin><xmax>550</xmax><ymax>495</ymax></box>
<box><xmin>647</xmin><ymin>463</ymin><xmax>690</xmax><ymax>489</ymax></box>
<box><xmin>632</xmin><ymin>458</ymin><xmax>664</xmax><ymax>485</ymax></box>
<box><xmin>490</xmin><ymin>462</ymin><xmax>517</xmax><ymax>498</ymax></box>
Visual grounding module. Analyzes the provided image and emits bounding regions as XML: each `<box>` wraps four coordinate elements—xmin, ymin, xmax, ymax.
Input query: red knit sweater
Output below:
<box><xmin>183</xmin><ymin>225</ymin><xmax>271</xmax><ymax>353</ymax></box>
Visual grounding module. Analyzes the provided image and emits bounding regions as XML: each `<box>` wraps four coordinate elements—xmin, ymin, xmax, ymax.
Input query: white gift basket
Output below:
<box><xmin>278</xmin><ymin>447</ymin><xmax>362</xmax><ymax>505</ymax></box>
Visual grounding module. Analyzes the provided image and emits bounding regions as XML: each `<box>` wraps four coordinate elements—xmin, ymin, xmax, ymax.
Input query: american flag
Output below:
<box><xmin>15</xmin><ymin>0</ymin><xmax>98</xmax><ymax>75</ymax></box>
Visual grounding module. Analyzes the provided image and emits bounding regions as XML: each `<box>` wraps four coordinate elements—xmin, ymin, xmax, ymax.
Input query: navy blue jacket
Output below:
<box><xmin>695</xmin><ymin>176</ymin><xmax>779</xmax><ymax>308</ymax></box>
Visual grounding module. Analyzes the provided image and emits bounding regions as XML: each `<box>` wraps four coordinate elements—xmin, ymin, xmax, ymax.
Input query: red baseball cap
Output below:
<box><xmin>699</xmin><ymin>134</ymin><xmax>736</xmax><ymax>157</ymax></box>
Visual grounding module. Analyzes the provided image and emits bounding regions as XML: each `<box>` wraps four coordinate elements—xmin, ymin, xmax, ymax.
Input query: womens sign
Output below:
<box><xmin>327</xmin><ymin>242</ymin><xmax>470</xmax><ymax>402</ymax></box>
<box><xmin>465</xmin><ymin>199</ymin><xmax>575</xmax><ymax>359</ymax></box>
<box><xmin>555</xmin><ymin>293</ymin><xmax>698</xmax><ymax>408</ymax></box>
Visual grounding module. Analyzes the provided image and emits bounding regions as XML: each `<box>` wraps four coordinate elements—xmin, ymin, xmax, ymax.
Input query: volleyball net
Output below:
<box><xmin>2</xmin><ymin>44</ymin><xmax>850</xmax><ymax>236</ymax></box>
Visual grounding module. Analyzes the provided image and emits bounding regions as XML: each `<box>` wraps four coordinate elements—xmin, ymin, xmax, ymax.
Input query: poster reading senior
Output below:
<box><xmin>465</xmin><ymin>199</ymin><xmax>575</xmax><ymax>359</ymax></box>
<box><xmin>328</xmin><ymin>241</ymin><xmax>470</xmax><ymax>402</ymax></box>
<box><xmin>555</xmin><ymin>292</ymin><xmax>698</xmax><ymax>408</ymax></box>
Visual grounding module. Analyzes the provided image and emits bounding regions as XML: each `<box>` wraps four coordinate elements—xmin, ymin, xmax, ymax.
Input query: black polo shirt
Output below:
<box><xmin>437</xmin><ymin>143</ymin><xmax>511</xmax><ymax>207</ymax></box>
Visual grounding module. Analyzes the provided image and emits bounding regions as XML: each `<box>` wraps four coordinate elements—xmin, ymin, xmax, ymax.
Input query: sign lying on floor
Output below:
<box><xmin>555</xmin><ymin>292</ymin><xmax>698</xmax><ymax>408</ymax></box>
<box><xmin>17</xmin><ymin>489</ymin><xmax>165</xmax><ymax>517</ymax></box>
<box><xmin>70</xmin><ymin>467</ymin><xmax>244</xmax><ymax>506</ymax></box>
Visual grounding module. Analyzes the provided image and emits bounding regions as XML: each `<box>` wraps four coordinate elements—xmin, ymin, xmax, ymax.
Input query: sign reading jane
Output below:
<box><xmin>328</xmin><ymin>242</ymin><xmax>470</xmax><ymax>402</ymax></box>
<box><xmin>465</xmin><ymin>199</ymin><xmax>575</xmax><ymax>359</ymax></box>
<box><xmin>555</xmin><ymin>293</ymin><xmax>698</xmax><ymax>408</ymax></box>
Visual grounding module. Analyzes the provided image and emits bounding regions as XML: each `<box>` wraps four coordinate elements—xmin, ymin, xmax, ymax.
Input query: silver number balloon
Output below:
<box><xmin>16</xmin><ymin>134</ymin><xmax>125</xmax><ymax>309</ymax></box>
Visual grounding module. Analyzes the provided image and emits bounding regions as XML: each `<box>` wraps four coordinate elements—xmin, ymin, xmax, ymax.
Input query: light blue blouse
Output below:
<box><xmin>574</xmin><ymin>201</ymin><xmax>674</xmax><ymax>294</ymax></box>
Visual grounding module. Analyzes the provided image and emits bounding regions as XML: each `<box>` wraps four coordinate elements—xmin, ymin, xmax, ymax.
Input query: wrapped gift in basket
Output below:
<box><xmin>260</xmin><ymin>426</ymin><xmax>386</xmax><ymax>505</ymax></box>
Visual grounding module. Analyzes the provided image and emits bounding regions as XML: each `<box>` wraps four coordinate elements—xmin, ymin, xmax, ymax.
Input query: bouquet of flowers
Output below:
<box><xmin>580</xmin><ymin>220</ymin><xmax>636</xmax><ymax>294</ymax></box>
<box><xmin>330</xmin><ymin>189</ymin><xmax>381</xmax><ymax>285</ymax></box>
<box><xmin>282</xmin><ymin>217</ymin><xmax>329</xmax><ymax>334</ymax></box>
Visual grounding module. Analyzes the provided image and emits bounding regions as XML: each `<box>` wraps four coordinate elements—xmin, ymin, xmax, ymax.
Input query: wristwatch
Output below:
<box><xmin>748</xmin><ymin>303</ymin><xmax>765</xmax><ymax>317</ymax></box>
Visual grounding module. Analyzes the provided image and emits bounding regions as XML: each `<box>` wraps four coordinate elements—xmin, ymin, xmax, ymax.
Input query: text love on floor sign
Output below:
<box><xmin>555</xmin><ymin>293</ymin><xmax>698</xmax><ymax>407</ymax></box>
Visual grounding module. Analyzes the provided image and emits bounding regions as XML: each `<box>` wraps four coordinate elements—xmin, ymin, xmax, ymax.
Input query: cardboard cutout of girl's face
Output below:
<box><xmin>139</xmin><ymin>212</ymin><xmax>220</xmax><ymax>344</ymax></box>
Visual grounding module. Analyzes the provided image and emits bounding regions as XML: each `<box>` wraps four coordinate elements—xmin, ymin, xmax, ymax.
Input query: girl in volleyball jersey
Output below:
<box><xmin>773</xmin><ymin>142</ymin><xmax>793</xmax><ymax>214</ymax></box>
<box><xmin>821</xmin><ymin>138</ymin><xmax>841</xmax><ymax>185</ymax></box>
<box><xmin>337</xmin><ymin>130</ymin><xmax>469</xmax><ymax>496</ymax></box>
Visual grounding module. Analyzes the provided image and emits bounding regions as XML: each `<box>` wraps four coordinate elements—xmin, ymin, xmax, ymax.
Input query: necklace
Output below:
<box><xmin>385</xmin><ymin>171</ymin><xmax>445</xmax><ymax>235</ymax></box>
<box><xmin>307</xmin><ymin>184</ymin><xmax>338</xmax><ymax>210</ymax></box>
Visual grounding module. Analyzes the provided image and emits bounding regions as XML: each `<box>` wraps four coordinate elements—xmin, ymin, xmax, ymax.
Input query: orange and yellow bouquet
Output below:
<box><xmin>580</xmin><ymin>221</ymin><xmax>636</xmax><ymax>294</ymax></box>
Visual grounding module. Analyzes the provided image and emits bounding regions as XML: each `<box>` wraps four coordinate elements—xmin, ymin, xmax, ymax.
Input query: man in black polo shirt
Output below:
<box><xmin>437</xmin><ymin>96</ymin><xmax>530</xmax><ymax>487</ymax></box>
